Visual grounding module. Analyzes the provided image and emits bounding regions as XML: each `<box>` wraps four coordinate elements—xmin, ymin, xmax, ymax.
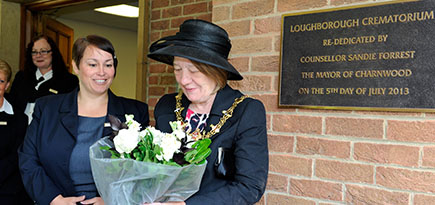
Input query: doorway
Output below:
<box><xmin>16</xmin><ymin>0</ymin><xmax>149</xmax><ymax>101</ymax></box>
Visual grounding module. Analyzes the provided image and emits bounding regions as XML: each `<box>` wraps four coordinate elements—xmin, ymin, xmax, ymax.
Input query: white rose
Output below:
<box><xmin>113</xmin><ymin>128</ymin><xmax>140</xmax><ymax>154</ymax></box>
<box><xmin>144</xmin><ymin>126</ymin><xmax>165</xmax><ymax>145</ymax></box>
<box><xmin>159</xmin><ymin>133</ymin><xmax>181</xmax><ymax>161</ymax></box>
<box><xmin>125</xmin><ymin>114</ymin><xmax>141</xmax><ymax>131</ymax></box>
<box><xmin>172</xmin><ymin>129</ymin><xmax>186</xmax><ymax>141</ymax></box>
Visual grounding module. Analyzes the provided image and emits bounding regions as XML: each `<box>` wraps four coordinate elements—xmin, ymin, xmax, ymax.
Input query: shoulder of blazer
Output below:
<box><xmin>36</xmin><ymin>89</ymin><xmax>75</xmax><ymax>113</ymax></box>
<box><xmin>154</xmin><ymin>93</ymin><xmax>178</xmax><ymax>116</ymax></box>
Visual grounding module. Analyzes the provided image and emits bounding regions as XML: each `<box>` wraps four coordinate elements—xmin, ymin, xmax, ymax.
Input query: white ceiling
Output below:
<box><xmin>4</xmin><ymin>0</ymin><xmax>139</xmax><ymax>32</ymax></box>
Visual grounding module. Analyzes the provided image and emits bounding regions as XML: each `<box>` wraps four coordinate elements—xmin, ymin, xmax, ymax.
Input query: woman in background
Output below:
<box><xmin>19</xmin><ymin>35</ymin><xmax>149</xmax><ymax>205</ymax></box>
<box><xmin>9</xmin><ymin>35</ymin><xmax>78</xmax><ymax>123</ymax></box>
<box><xmin>0</xmin><ymin>59</ymin><xmax>33</xmax><ymax>204</ymax></box>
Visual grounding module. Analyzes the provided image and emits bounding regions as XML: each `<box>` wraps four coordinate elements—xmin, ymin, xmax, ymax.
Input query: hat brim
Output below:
<box><xmin>148</xmin><ymin>45</ymin><xmax>243</xmax><ymax>81</ymax></box>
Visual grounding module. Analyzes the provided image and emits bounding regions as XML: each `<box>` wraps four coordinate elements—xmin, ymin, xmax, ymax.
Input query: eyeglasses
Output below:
<box><xmin>31</xmin><ymin>50</ymin><xmax>52</xmax><ymax>56</ymax></box>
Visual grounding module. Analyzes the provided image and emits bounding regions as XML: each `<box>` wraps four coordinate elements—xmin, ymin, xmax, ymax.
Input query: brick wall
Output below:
<box><xmin>148</xmin><ymin>0</ymin><xmax>212</xmax><ymax>123</ymax></box>
<box><xmin>148</xmin><ymin>0</ymin><xmax>435</xmax><ymax>204</ymax></box>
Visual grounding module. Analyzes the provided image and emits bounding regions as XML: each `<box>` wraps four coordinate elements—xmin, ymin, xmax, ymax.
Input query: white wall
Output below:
<box><xmin>57</xmin><ymin>17</ymin><xmax>138</xmax><ymax>99</ymax></box>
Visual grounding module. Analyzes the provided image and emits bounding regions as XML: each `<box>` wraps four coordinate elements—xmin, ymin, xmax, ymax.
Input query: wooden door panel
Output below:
<box><xmin>44</xmin><ymin>17</ymin><xmax>74</xmax><ymax>72</ymax></box>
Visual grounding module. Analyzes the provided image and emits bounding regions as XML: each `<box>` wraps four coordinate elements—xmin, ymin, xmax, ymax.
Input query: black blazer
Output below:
<box><xmin>0</xmin><ymin>98</ymin><xmax>30</xmax><ymax>203</ymax></box>
<box><xmin>154</xmin><ymin>85</ymin><xmax>268</xmax><ymax>205</ymax></box>
<box><xmin>9</xmin><ymin>70</ymin><xmax>79</xmax><ymax>113</ymax></box>
<box><xmin>18</xmin><ymin>88</ymin><xmax>149</xmax><ymax>205</ymax></box>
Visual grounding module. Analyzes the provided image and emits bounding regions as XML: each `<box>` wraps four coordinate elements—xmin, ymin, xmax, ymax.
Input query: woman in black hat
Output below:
<box><xmin>149</xmin><ymin>19</ymin><xmax>268</xmax><ymax>205</ymax></box>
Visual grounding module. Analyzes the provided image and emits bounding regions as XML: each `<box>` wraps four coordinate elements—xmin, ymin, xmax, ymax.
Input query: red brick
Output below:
<box><xmin>423</xmin><ymin>146</ymin><xmax>435</xmax><ymax>168</ymax></box>
<box><xmin>326</xmin><ymin>117</ymin><xmax>383</xmax><ymax>139</ymax></box>
<box><xmin>228</xmin><ymin>56</ymin><xmax>249</xmax><ymax>72</ymax></box>
<box><xmin>354</xmin><ymin>143</ymin><xmax>419</xmax><ymax>167</ymax></box>
<box><xmin>267</xmin><ymin>193</ymin><xmax>315</xmax><ymax>205</ymax></box>
<box><xmin>277</xmin><ymin>0</ymin><xmax>327</xmax><ymax>12</ymax></box>
<box><xmin>151</xmin><ymin>10</ymin><xmax>161</xmax><ymax>20</ymax></box>
<box><xmin>171</xmin><ymin>0</ymin><xmax>195</xmax><ymax>5</ymax></box>
<box><xmin>150</xmin><ymin>32</ymin><xmax>161</xmax><ymax>42</ymax></box>
<box><xmin>376</xmin><ymin>166</ymin><xmax>435</xmax><ymax>193</ymax></box>
<box><xmin>273</xmin><ymin>75</ymin><xmax>279</xmax><ymax>92</ymax></box>
<box><xmin>316</xmin><ymin>159</ymin><xmax>374</xmax><ymax>183</ymax></box>
<box><xmin>212</xmin><ymin>6</ymin><xmax>230</xmax><ymax>21</ymax></box>
<box><xmin>148</xmin><ymin>97</ymin><xmax>159</xmax><ymax>108</ymax></box>
<box><xmin>355</xmin><ymin>110</ymin><xmax>421</xmax><ymax>117</ymax></box>
<box><xmin>220</xmin><ymin>20</ymin><xmax>251</xmax><ymax>37</ymax></box>
<box><xmin>266</xmin><ymin>173</ymin><xmax>288</xmax><ymax>192</ymax></box>
<box><xmin>196</xmin><ymin>13</ymin><xmax>212</xmax><ymax>22</ymax></box>
<box><xmin>167</xmin><ymin>66</ymin><xmax>174</xmax><ymax>73</ymax></box>
<box><xmin>149</xmin><ymin>119</ymin><xmax>156</xmax><ymax>127</ymax></box>
<box><xmin>345</xmin><ymin>184</ymin><xmax>409</xmax><ymax>205</ymax></box>
<box><xmin>387</xmin><ymin>120</ymin><xmax>435</xmax><ymax>143</ymax></box>
<box><xmin>251</xmin><ymin>55</ymin><xmax>279</xmax><ymax>72</ymax></box>
<box><xmin>255</xmin><ymin>195</ymin><xmax>265</xmax><ymax>205</ymax></box>
<box><xmin>148</xmin><ymin>86</ymin><xmax>166</xmax><ymax>96</ymax></box>
<box><xmin>274</xmin><ymin>35</ymin><xmax>281</xmax><ymax>52</ymax></box>
<box><xmin>296</xmin><ymin>137</ymin><xmax>350</xmax><ymax>159</ymax></box>
<box><xmin>290</xmin><ymin>179</ymin><xmax>342</xmax><ymax>201</ymax></box>
<box><xmin>268</xmin><ymin>134</ymin><xmax>294</xmax><ymax>153</ymax></box>
<box><xmin>152</xmin><ymin>0</ymin><xmax>169</xmax><ymax>9</ymax></box>
<box><xmin>228</xmin><ymin>75</ymin><xmax>272</xmax><ymax>92</ymax></box>
<box><xmin>253</xmin><ymin>93</ymin><xmax>283</xmax><ymax>113</ymax></box>
<box><xmin>254</xmin><ymin>16</ymin><xmax>281</xmax><ymax>34</ymax></box>
<box><xmin>167</xmin><ymin>86</ymin><xmax>177</xmax><ymax>93</ymax></box>
<box><xmin>299</xmin><ymin>108</ymin><xmax>352</xmax><ymax>114</ymax></box>
<box><xmin>232</xmin><ymin>37</ymin><xmax>273</xmax><ymax>54</ymax></box>
<box><xmin>415</xmin><ymin>194</ymin><xmax>435</xmax><ymax>205</ymax></box>
<box><xmin>149</xmin><ymin>75</ymin><xmax>159</xmax><ymax>85</ymax></box>
<box><xmin>233</xmin><ymin>0</ymin><xmax>274</xmax><ymax>19</ymax></box>
<box><xmin>272</xmin><ymin>114</ymin><xmax>322</xmax><ymax>135</ymax></box>
<box><xmin>184</xmin><ymin>2</ymin><xmax>208</xmax><ymax>15</ymax></box>
<box><xmin>331</xmin><ymin>0</ymin><xmax>370</xmax><ymax>6</ymax></box>
<box><xmin>170</xmin><ymin>17</ymin><xmax>192</xmax><ymax>29</ymax></box>
<box><xmin>162</xmin><ymin>6</ymin><xmax>182</xmax><ymax>18</ymax></box>
<box><xmin>162</xmin><ymin>29</ymin><xmax>178</xmax><ymax>38</ymax></box>
<box><xmin>160</xmin><ymin>75</ymin><xmax>176</xmax><ymax>85</ymax></box>
<box><xmin>269</xmin><ymin>154</ymin><xmax>312</xmax><ymax>176</ymax></box>
<box><xmin>151</xmin><ymin>20</ymin><xmax>170</xmax><ymax>30</ymax></box>
<box><xmin>213</xmin><ymin>0</ymin><xmax>236</xmax><ymax>6</ymax></box>
<box><xmin>149</xmin><ymin>64</ymin><xmax>167</xmax><ymax>73</ymax></box>
<box><xmin>266</xmin><ymin>114</ymin><xmax>271</xmax><ymax>131</ymax></box>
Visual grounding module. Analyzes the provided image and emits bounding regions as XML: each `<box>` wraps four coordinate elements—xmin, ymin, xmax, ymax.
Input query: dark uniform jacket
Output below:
<box><xmin>18</xmin><ymin>88</ymin><xmax>149</xmax><ymax>205</ymax></box>
<box><xmin>154</xmin><ymin>85</ymin><xmax>268</xmax><ymax>205</ymax></box>
<box><xmin>9</xmin><ymin>70</ymin><xmax>79</xmax><ymax>113</ymax></box>
<box><xmin>0</xmin><ymin>97</ymin><xmax>32</xmax><ymax>204</ymax></box>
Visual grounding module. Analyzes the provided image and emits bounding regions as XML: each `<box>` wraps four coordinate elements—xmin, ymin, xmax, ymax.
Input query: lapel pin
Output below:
<box><xmin>49</xmin><ymin>88</ymin><xmax>58</xmax><ymax>94</ymax></box>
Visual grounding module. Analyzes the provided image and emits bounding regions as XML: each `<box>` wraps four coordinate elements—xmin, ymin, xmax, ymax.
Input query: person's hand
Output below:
<box><xmin>50</xmin><ymin>194</ymin><xmax>85</xmax><ymax>205</ymax></box>
<box><xmin>81</xmin><ymin>196</ymin><xmax>104</xmax><ymax>204</ymax></box>
<box><xmin>144</xmin><ymin>202</ymin><xmax>185</xmax><ymax>205</ymax></box>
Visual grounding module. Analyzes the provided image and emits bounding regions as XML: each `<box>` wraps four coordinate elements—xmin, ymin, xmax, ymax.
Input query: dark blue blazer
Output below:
<box><xmin>18</xmin><ymin>88</ymin><xmax>149</xmax><ymax>205</ymax></box>
<box><xmin>154</xmin><ymin>85</ymin><xmax>268</xmax><ymax>205</ymax></box>
<box><xmin>0</xmin><ymin>97</ymin><xmax>33</xmax><ymax>204</ymax></box>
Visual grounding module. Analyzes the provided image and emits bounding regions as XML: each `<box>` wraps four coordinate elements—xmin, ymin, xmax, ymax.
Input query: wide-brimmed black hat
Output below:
<box><xmin>148</xmin><ymin>19</ymin><xmax>243</xmax><ymax>80</ymax></box>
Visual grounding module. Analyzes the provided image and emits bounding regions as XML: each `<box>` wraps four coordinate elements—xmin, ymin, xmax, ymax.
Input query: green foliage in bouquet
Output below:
<box><xmin>101</xmin><ymin>115</ymin><xmax>211</xmax><ymax>167</ymax></box>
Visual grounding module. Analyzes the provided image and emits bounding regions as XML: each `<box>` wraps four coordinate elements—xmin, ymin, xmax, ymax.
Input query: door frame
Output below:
<box><xmin>19</xmin><ymin>0</ymin><xmax>149</xmax><ymax>102</ymax></box>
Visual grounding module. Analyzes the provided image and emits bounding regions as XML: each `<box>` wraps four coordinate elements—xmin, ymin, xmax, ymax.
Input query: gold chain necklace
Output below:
<box><xmin>175</xmin><ymin>91</ymin><xmax>248</xmax><ymax>139</ymax></box>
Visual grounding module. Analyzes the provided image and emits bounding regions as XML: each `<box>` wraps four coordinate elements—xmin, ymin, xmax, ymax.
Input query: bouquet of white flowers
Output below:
<box><xmin>89</xmin><ymin>114</ymin><xmax>211</xmax><ymax>204</ymax></box>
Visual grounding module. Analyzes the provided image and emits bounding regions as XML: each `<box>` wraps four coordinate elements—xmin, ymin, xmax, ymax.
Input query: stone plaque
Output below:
<box><xmin>279</xmin><ymin>0</ymin><xmax>435</xmax><ymax>111</ymax></box>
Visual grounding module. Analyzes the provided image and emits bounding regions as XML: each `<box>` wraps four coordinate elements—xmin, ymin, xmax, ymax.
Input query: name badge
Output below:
<box><xmin>49</xmin><ymin>88</ymin><xmax>58</xmax><ymax>94</ymax></box>
<box><xmin>104</xmin><ymin>122</ymin><xmax>111</xmax><ymax>127</ymax></box>
<box><xmin>0</xmin><ymin>121</ymin><xmax>7</xmax><ymax>126</ymax></box>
